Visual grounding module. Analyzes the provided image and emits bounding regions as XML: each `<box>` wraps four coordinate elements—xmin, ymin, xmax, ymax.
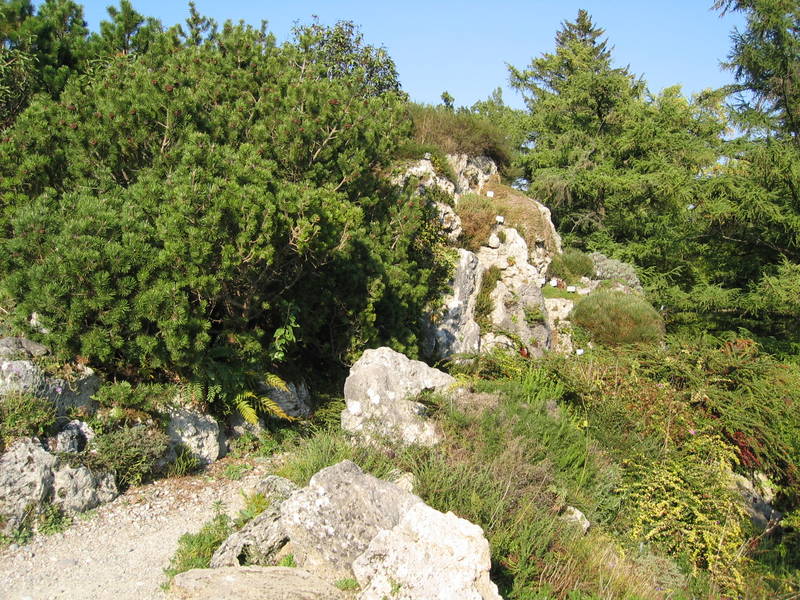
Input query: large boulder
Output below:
<box><xmin>280</xmin><ymin>460</ymin><xmax>422</xmax><ymax>581</ymax></box>
<box><xmin>165</xmin><ymin>405</ymin><xmax>225</xmax><ymax>465</ymax></box>
<box><xmin>0</xmin><ymin>437</ymin><xmax>117</xmax><ymax>533</ymax></box>
<box><xmin>353</xmin><ymin>502</ymin><xmax>501</xmax><ymax>600</ymax></box>
<box><xmin>0</xmin><ymin>337</ymin><xmax>49</xmax><ymax>359</ymax></box>
<box><xmin>423</xmin><ymin>249</ymin><xmax>483</xmax><ymax>360</ymax></box>
<box><xmin>211</xmin><ymin>475</ymin><xmax>299</xmax><ymax>568</ymax></box>
<box><xmin>169</xmin><ymin>566</ymin><xmax>346</xmax><ymax>600</ymax></box>
<box><xmin>341</xmin><ymin>347</ymin><xmax>454</xmax><ymax>446</ymax></box>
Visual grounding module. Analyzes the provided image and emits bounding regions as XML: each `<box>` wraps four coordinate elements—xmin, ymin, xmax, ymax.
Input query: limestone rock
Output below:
<box><xmin>52</xmin><ymin>420</ymin><xmax>95</xmax><ymax>453</ymax></box>
<box><xmin>561</xmin><ymin>506</ymin><xmax>591</xmax><ymax>535</ymax></box>
<box><xmin>211</xmin><ymin>476</ymin><xmax>299</xmax><ymax>568</ymax></box>
<box><xmin>0</xmin><ymin>437</ymin><xmax>117</xmax><ymax>534</ymax></box>
<box><xmin>732</xmin><ymin>472</ymin><xmax>782</xmax><ymax>529</ymax></box>
<box><xmin>0</xmin><ymin>337</ymin><xmax>49</xmax><ymax>359</ymax></box>
<box><xmin>0</xmin><ymin>358</ymin><xmax>99</xmax><ymax>417</ymax></box>
<box><xmin>476</xmin><ymin>227</ymin><xmax>550</xmax><ymax>356</ymax></box>
<box><xmin>422</xmin><ymin>249</ymin><xmax>483</xmax><ymax>361</ymax></box>
<box><xmin>280</xmin><ymin>460</ymin><xmax>421</xmax><ymax>581</ymax></box>
<box><xmin>52</xmin><ymin>463</ymin><xmax>117</xmax><ymax>515</ymax></box>
<box><xmin>446</xmin><ymin>154</ymin><xmax>498</xmax><ymax>196</ymax></box>
<box><xmin>0</xmin><ymin>438</ymin><xmax>55</xmax><ymax>533</ymax></box>
<box><xmin>341</xmin><ymin>347</ymin><xmax>454</xmax><ymax>446</ymax></box>
<box><xmin>258</xmin><ymin>379</ymin><xmax>312</xmax><ymax>419</ymax></box>
<box><xmin>166</xmin><ymin>405</ymin><xmax>225</xmax><ymax>464</ymax></box>
<box><xmin>169</xmin><ymin>566</ymin><xmax>345</xmax><ymax>600</ymax></box>
<box><xmin>436</xmin><ymin>201</ymin><xmax>463</xmax><ymax>243</ymax></box>
<box><xmin>391</xmin><ymin>157</ymin><xmax>456</xmax><ymax>196</ymax></box>
<box><xmin>353</xmin><ymin>502</ymin><xmax>501</xmax><ymax>600</ymax></box>
<box><xmin>544</xmin><ymin>297</ymin><xmax>575</xmax><ymax>354</ymax></box>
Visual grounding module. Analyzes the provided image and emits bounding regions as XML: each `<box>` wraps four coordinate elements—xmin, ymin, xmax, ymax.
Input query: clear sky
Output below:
<box><xmin>66</xmin><ymin>1</ymin><xmax>746</xmax><ymax>110</ymax></box>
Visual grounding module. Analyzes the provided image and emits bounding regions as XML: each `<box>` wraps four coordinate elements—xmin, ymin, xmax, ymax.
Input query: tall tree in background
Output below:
<box><xmin>509</xmin><ymin>10</ymin><xmax>644</xmax><ymax>234</ymax></box>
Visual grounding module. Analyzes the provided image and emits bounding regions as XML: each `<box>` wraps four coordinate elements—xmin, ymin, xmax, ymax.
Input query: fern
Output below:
<box><xmin>234</xmin><ymin>389</ymin><xmax>296</xmax><ymax>425</ymax></box>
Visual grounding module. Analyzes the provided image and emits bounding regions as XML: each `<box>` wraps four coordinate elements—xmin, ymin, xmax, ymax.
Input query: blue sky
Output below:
<box><xmin>69</xmin><ymin>1</ymin><xmax>746</xmax><ymax>109</ymax></box>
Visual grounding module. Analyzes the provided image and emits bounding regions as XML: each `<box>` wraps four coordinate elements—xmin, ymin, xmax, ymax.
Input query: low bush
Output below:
<box><xmin>0</xmin><ymin>392</ymin><xmax>55</xmax><ymax>449</ymax></box>
<box><xmin>394</xmin><ymin>140</ymin><xmax>458</xmax><ymax>183</ymax></box>
<box><xmin>548</xmin><ymin>249</ymin><xmax>594</xmax><ymax>283</ymax></box>
<box><xmin>590</xmin><ymin>252</ymin><xmax>642</xmax><ymax>290</ymax></box>
<box><xmin>570</xmin><ymin>291</ymin><xmax>664</xmax><ymax>346</ymax></box>
<box><xmin>407</xmin><ymin>103</ymin><xmax>513</xmax><ymax>168</ymax></box>
<box><xmin>90</xmin><ymin>425</ymin><xmax>169</xmax><ymax>489</ymax></box>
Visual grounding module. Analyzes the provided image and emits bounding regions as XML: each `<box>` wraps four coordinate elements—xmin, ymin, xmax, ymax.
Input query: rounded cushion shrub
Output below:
<box><xmin>570</xmin><ymin>291</ymin><xmax>664</xmax><ymax>346</ymax></box>
<box><xmin>547</xmin><ymin>249</ymin><xmax>594</xmax><ymax>283</ymax></box>
<box><xmin>589</xmin><ymin>252</ymin><xmax>642</xmax><ymax>290</ymax></box>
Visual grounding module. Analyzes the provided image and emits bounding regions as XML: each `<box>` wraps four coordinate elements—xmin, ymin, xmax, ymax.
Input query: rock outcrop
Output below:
<box><xmin>280</xmin><ymin>460</ymin><xmax>422</xmax><ymax>581</ymax></box>
<box><xmin>165</xmin><ymin>405</ymin><xmax>226</xmax><ymax>465</ymax></box>
<box><xmin>340</xmin><ymin>347</ymin><xmax>454</xmax><ymax>446</ymax></box>
<box><xmin>209</xmin><ymin>461</ymin><xmax>500</xmax><ymax>599</ymax></box>
<box><xmin>353</xmin><ymin>502</ymin><xmax>501</xmax><ymax>600</ymax></box>
<box><xmin>0</xmin><ymin>437</ymin><xmax>117</xmax><ymax>533</ymax></box>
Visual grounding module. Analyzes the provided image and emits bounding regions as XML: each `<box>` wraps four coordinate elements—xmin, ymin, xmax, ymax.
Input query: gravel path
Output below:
<box><xmin>0</xmin><ymin>458</ymin><xmax>275</xmax><ymax>600</ymax></box>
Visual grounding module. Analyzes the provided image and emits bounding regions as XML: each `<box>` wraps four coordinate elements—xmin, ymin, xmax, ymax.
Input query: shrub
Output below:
<box><xmin>0</xmin><ymin>22</ymin><xmax>450</xmax><ymax>391</ymax></box>
<box><xmin>90</xmin><ymin>425</ymin><xmax>169</xmax><ymax>489</ymax></box>
<box><xmin>590</xmin><ymin>252</ymin><xmax>642</xmax><ymax>290</ymax></box>
<box><xmin>475</xmin><ymin>266</ymin><xmax>502</xmax><ymax>333</ymax></box>
<box><xmin>623</xmin><ymin>435</ymin><xmax>748</xmax><ymax>593</ymax></box>
<box><xmin>457</xmin><ymin>185</ymin><xmax>561</xmax><ymax>256</ymax></box>
<box><xmin>0</xmin><ymin>393</ymin><xmax>55</xmax><ymax>449</ymax></box>
<box><xmin>548</xmin><ymin>249</ymin><xmax>594</xmax><ymax>283</ymax></box>
<box><xmin>407</xmin><ymin>103</ymin><xmax>513</xmax><ymax>167</ymax></box>
<box><xmin>570</xmin><ymin>291</ymin><xmax>664</xmax><ymax>346</ymax></box>
<box><xmin>394</xmin><ymin>140</ymin><xmax>458</xmax><ymax>183</ymax></box>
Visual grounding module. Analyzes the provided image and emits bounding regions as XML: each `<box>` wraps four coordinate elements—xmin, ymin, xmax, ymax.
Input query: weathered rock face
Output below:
<box><xmin>52</xmin><ymin>420</ymin><xmax>95</xmax><ymax>453</ymax></box>
<box><xmin>435</xmin><ymin>201</ymin><xmax>463</xmax><ymax>243</ymax></box>
<box><xmin>341</xmin><ymin>347</ymin><xmax>454</xmax><ymax>446</ymax></box>
<box><xmin>392</xmin><ymin>156</ymin><xmax>456</xmax><ymax>196</ymax></box>
<box><xmin>169</xmin><ymin>566</ymin><xmax>345</xmax><ymax>600</ymax></box>
<box><xmin>0</xmin><ymin>354</ymin><xmax>99</xmax><ymax>417</ymax></box>
<box><xmin>211</xmin><ymin>475</ymin><xmax>299</xmax><ymax>568</ymax></box>
<box><xmin>353</xmin><ymin>502</ymin><xmax>501</xmax><ymax>600</ymax></box>
<box><xmin>280</xmin><ymin>460</ymin><xmax>422</xmax><ymax>581</ymax></box>
<box><xmin>257</xmin><ymin>379</ymin><xmax>312</xmax><ymax>419</ymax></box>
<box><xmin>732</xmin><ymin>472</ymin><xmax>782</xmax><ymax>529</ymax></box>
<box><xmin>0</xmin><ymin>437</ymin><xmax>117</xmax><ymax>533</ymax></box>
<box><xmin>0</xmin><ymin>337</ymin><xmax>49</xmax><ymax>359</ymax></box>
<box><xmin>476</xmin><ymin>227</ymin><xmax>550</xmax><ymax>356</ymax></box>
<box><xmin>423</xmin><ymin>249</ymin><xmax>483</xmax><ymax>360</ymax></box>
<box><xmin>446</xmin><ymin>154</ymin><xmax>498</xmax><ymax>196</ymax></box>
<box><xmin>544</xmin><ymin>297</ymin><xmax>575</xmax><ymax>354</ymax></box>
<box><xmin>165</xmin><ymin>405</ymin><xmax>225</xmax><ymax>465</ymax></box>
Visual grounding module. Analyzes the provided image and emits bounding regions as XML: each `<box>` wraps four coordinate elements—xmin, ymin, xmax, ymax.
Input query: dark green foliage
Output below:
<box><xmin>570</xmin><ymin>291</ymin><xmax>664</xmax><ymax>346</ymax></box>
<box><xmin>89</xmin><ymin>425</ymin><xmax>169</xmax><ymax>489</ymax></box>
<box><xmin>475</xmin><ymin>266</ymin><xmax>502</xmax><ymax>333</ymax></box>
<box><xmin>0</xmin><ymin>20</ymin><xmax>451</xmax><ymax>387</ymax></box>
<box><xmin>407</xmin><ymin>103</ymin><xmax>513</xmax><ymax>168</ymax></box>
<box><xmin>547</xmin><ymin>249</ymin><xmax>594</xmax><ymax>283</ymax></box>
<box><xmin>0</xmin><ymin>392</ymin><xmax>55</xmax><ymax>448</ymax></box>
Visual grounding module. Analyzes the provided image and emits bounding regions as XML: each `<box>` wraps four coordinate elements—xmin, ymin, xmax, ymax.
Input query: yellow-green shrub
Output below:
<box><xmin>623</xmin><ymin>435</ymin><xmax>748</xmax><ymax>593</ymax></box>
<box><xmin>570</xmin><ymin>291</ymin><xmax>664</xmax><ymax>346</ymax></box>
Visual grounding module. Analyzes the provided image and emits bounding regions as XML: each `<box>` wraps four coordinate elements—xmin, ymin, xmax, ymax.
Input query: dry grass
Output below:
<box><xmin>457</xmin><ymin>182</ymin><xmax>561</xmax><ymax>255</ymax></box>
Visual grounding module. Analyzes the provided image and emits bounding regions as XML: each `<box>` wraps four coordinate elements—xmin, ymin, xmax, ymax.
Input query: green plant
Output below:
<box><xmin>475</xmin><ymin>266</ymin><xmax>502</xmax><ymax>333</ymax></box>
<box><xmin>0</xmin><ymin>392</ymin><xmax>55</xmax><ymax>448</ymax></box>
<box><xmin>234</xmin><ymin>491</ymin><xmax>269</xmax><ymax>528</ymax></box>
<box><xmin>277</xmin><ymin>553</ymin><xmax>297</xmax><ymax>567</ymax></box>
<box><xmin>37</xmin><ymin>503</ymin><xmax>71</xmax><ymax>535</ymax></box>
<box><xmin>222</xmin><ymin>463</ymin><xmax>252</xmax><ymax>481</ymax></box>
<box><xmin>335</xmin><ymin>578</ymin><xmax>360</xmax><ymax>591</ymax></box>
<box><xmin>589</xmin><ymin>252</ymin><xmax>641</xmax><ymax>289</ymax></box>
<box><xmin>167</xmin><ymin>445</ymin><xmax>201</xmax><ymax>478</ymax></box>
<box><xmin>164</xmin><ymin>506</ymin><xmax>233</xmax><ymax>583</ymax></box>
<box><xmin>524</xmin><ymin>305</ymin><xmax>545</xmax><ymax>326</ymax></box>
<box><xmin>570</xmin><ymin>291</ymin><xmax>664</xmax><ymax>346</ymax></box>
<box><xmin>90</xmin><ymin>425</ymin><xmax>169</xmax><ymax>489</ymax></box>
<box><xmin>407</xmin><ymin>103</ymin><xmax>513</xmax><ymax>167</ymax></box>
<box><xmin>623</xmin><ymin>435</ymin><xmax>748</xmax><ymax>593</ymax></box>
<box><xmin>548</xmin><ymin>249</ymin><xmax>594</xmax><ymax>283</ymax></box>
